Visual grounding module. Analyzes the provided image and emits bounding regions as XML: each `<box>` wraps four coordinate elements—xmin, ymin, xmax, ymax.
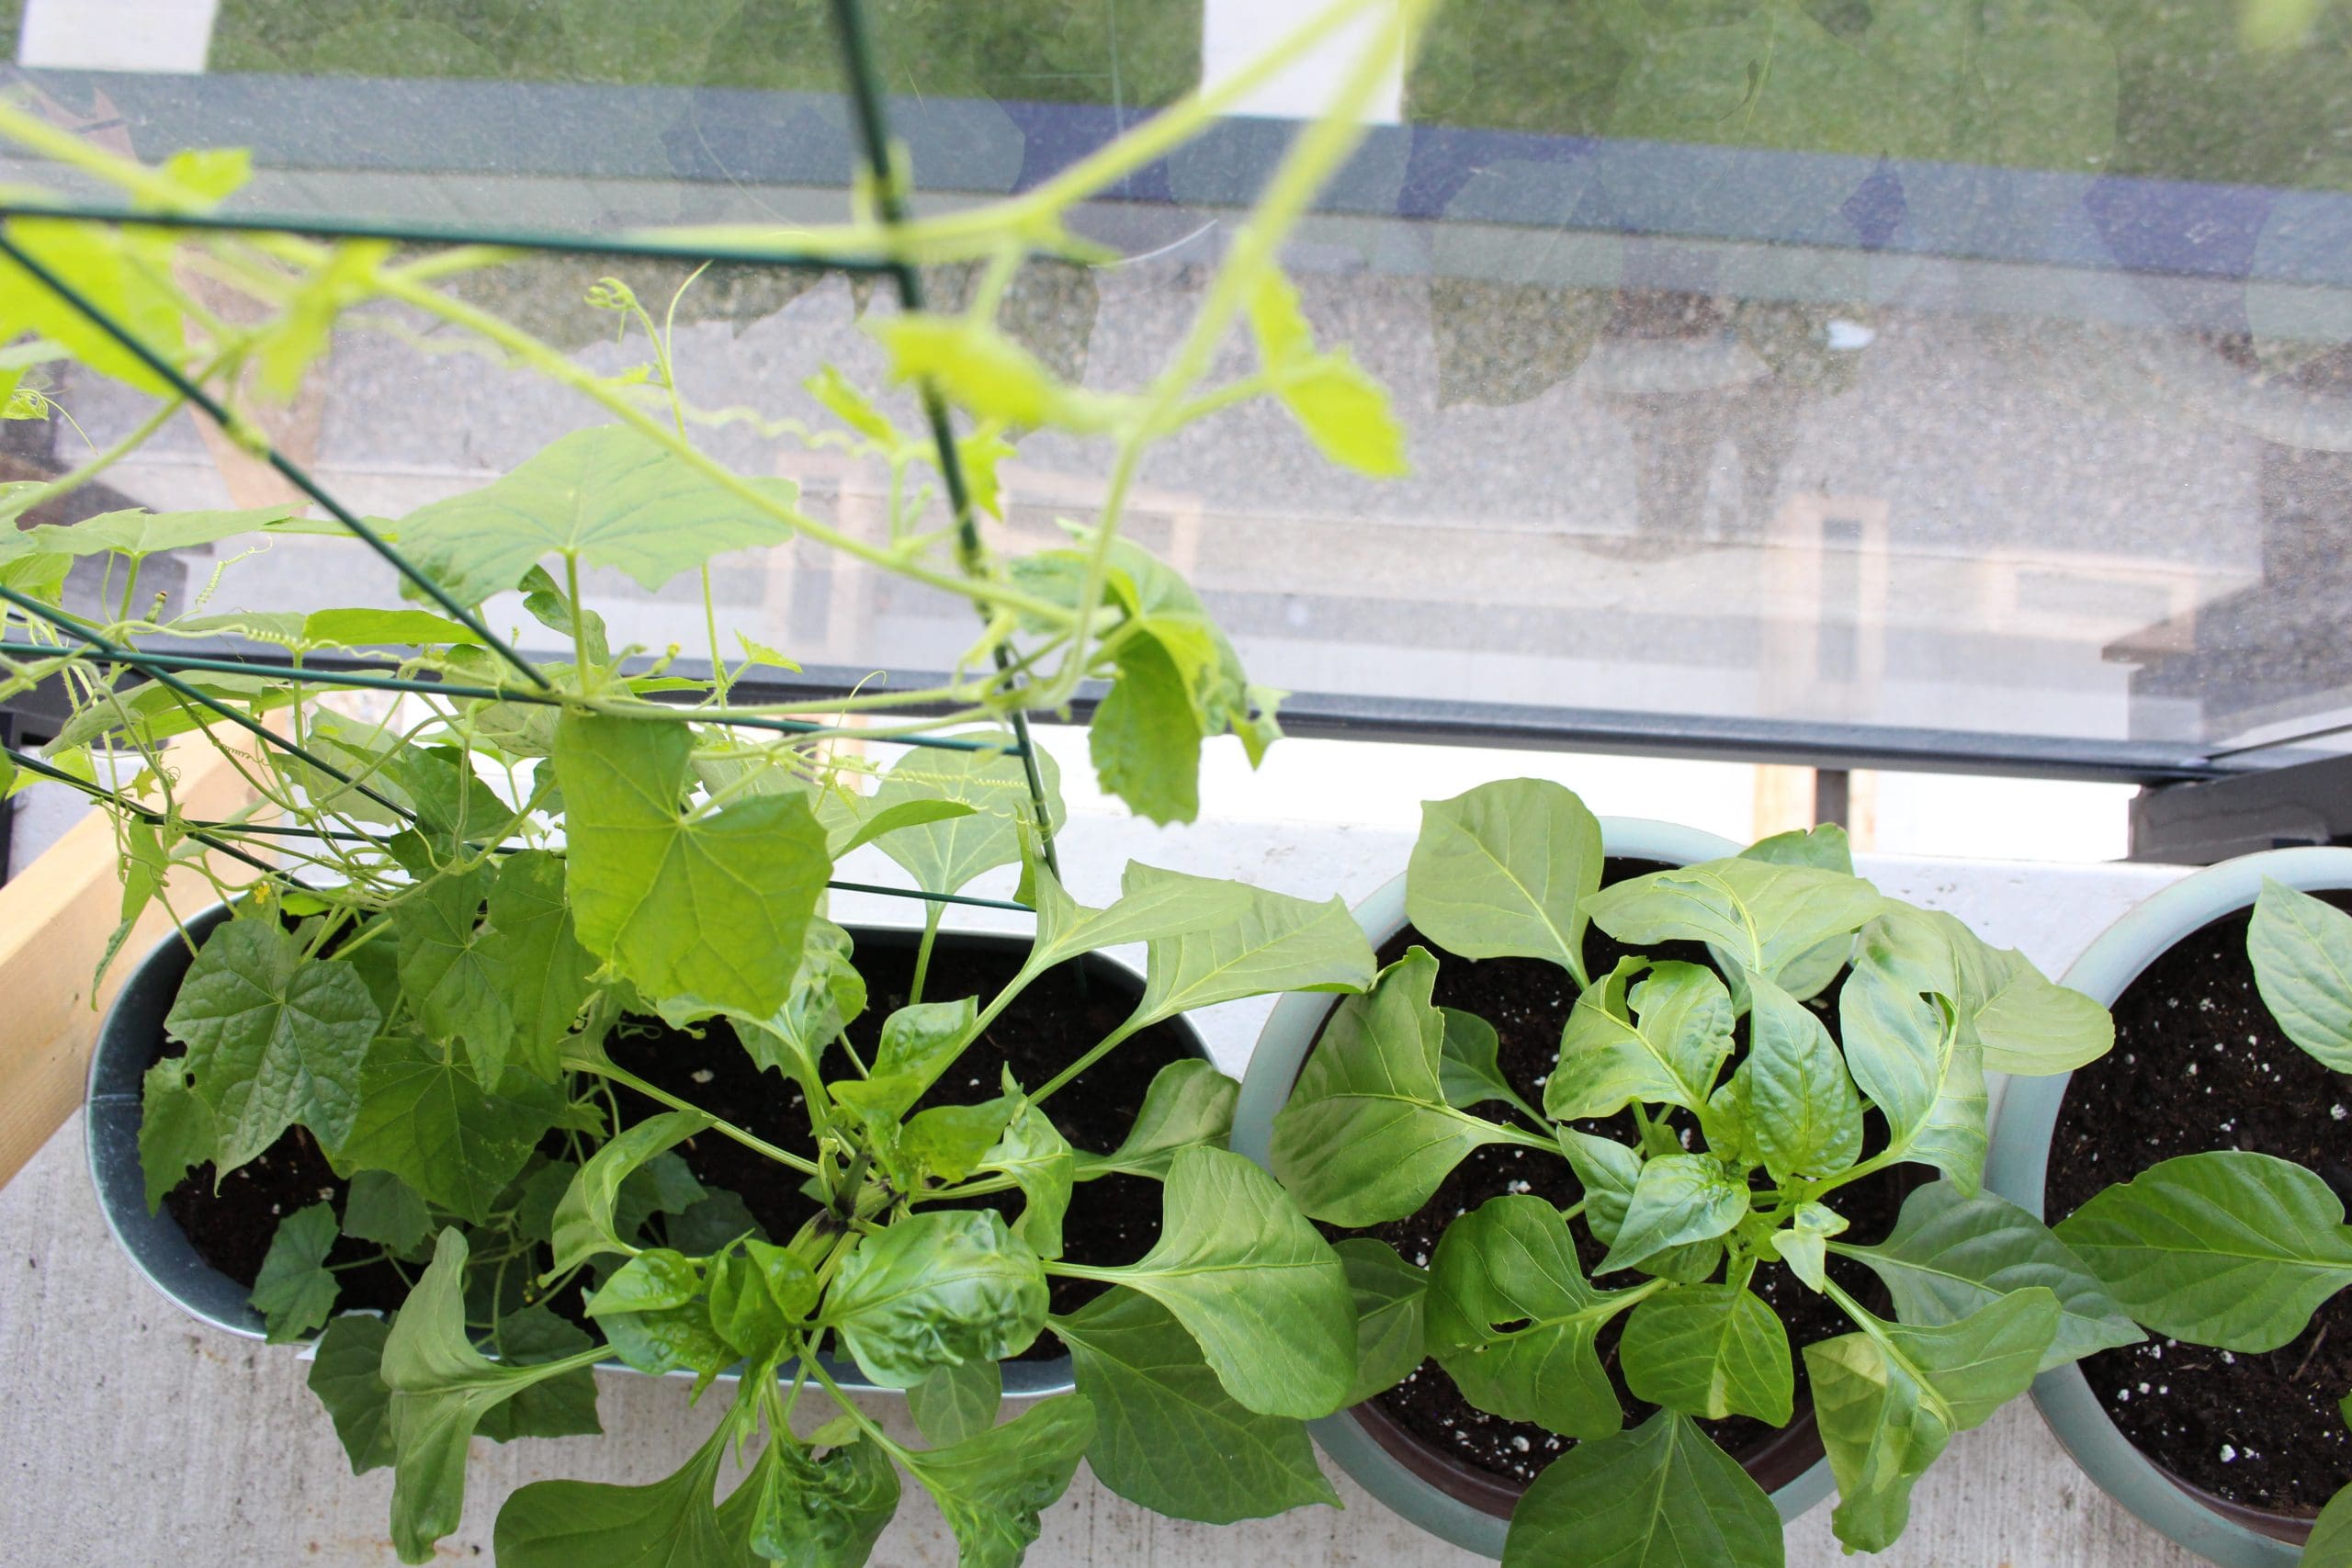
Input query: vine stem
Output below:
<box><xmin>562</xmin><ymin>1054</ymin><xmax>820</xmax><ymax>1177</ymax></box>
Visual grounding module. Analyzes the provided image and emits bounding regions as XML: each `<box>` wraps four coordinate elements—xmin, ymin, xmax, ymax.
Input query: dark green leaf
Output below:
<box><xmin>1559</xmin><ymin>1128</ymin><xmax>1644</xmax><ymax>1247</ymax></box>
<box><xmin>396</xmin><ymin>425</ymin><xmax>796</xmax><ymax>605</ymax></box>
<box><xmin>493</xmin><ymin>1418</ymin><xmax>748</xmax><ymax>1568</ymax></box>
<box><xmin>138</xmin><ymin>1055</ymin><xmax>212</xmax><ymax>1213</ymax></box>
<box><xmin>910</xmin><ymin>1358</ymin><xmax>1003</xmax><ymax>1448</ymax></box>
<box><xmin>744</xmin><ymin>1432</ymin><xmax>899</xmax><ymax>1568</ymax></box>
<box><xmin>1428</xmin><ymin>1194</ymin><xmax>1641</xmax><ymax>1438</ymax></box>
<box><xmin>586</xmin><ymin>1249</ymin><xmax>704</xmax><ymax>1316</ymax></box>
<box><xmin>1620</xmin><ymin>1286</ymin><xmax>1792</xmax><ymax>1424</ymax></box>
<box><xmin>1059</xmin><ymin>1289</ymin><xmax>1339</xmax><ymax>1522</ymax></box>
<box><xmin>335</xmin><ymin>1030</ymin><xmax>564</xmax><ymax>1227</ymax></box>
<box><xmin>2309</xmin><ymin>1484</ymin><xmax>2352</xmax><ymax>1568</ymax></box>
<box><xmin>1091</xmin><ymin>630</ymin><xmax>1204</xmax><ymax>825</ymax></box>
<box><xmin>903</xmin><ymin>1098</ymin><xmax>1018</xmax><ymax>1186</ymax></box>
<box><xmin>164</xmin><ymin>917</ymin><xmax>382</xmax><ymax>1169</ymax></box>
<box><xmin>547</xmin><ymin>1109</ymin><xmax>712</xmax><ymax>1275</ymax></box>
<box><xmin>597</xmin><ymin>1301</ymin><xmax>735</xmax><ymax>1387</ymax></box>
<box><xmin>1270</xmin><ymin>949</ymin><xmax>1510</xmax><ymax>1225</ymax></box>
<box><xmin>2055</xmin><ymin>1150</ymin><xmax>2352</xmax><ymax>1352</ymax></box>
<box><xmin>1437</xmin><ymin>1008</ymin><xmax>1517</xmax><ymax>1111</ymax></box>
<box><xmin>898</xmin><ymin>1395</ymin><xmax>1095</xmax><ymax>1568</ymax></box>
<box><xmin>557</xmin><ymin>713</ymin><xmax>829</xmax><ymax>1019</ymax></box>
<box><xmin>1073</xmin><ymin>1057</ymin><xmax>1237</xmax><ymax>1179</ymax></box>
<box><xmin>1337</xmin><ymin>1237</ymin><xmax>1428</xmax><ymax>1404</ymax></box>
<box><xmin>1406</xmin><ymin>779</ymin><xmax>1602</xmax><ymax>977</ymax></box>
<box><xmin>707</xmin><ymin>1239</ymin><xmax>815</xmax><ymax>1360</ymax></box>
<box><xmin>310</xmin><ymin>1314</ymin><xmax>396</xmax><ymax>1475</ymax></box>
<box><xmin>2249</xmin><ymin>878</ymin><xmax>2352</xmax><ymax>1073</ymax></box>
<box><xmin>1502</xmin><ymin>1409</ymin><xmax>1783</xmax><ymax>1568</ymax></box>
<box><xmin>394</xmin><ymin>863</ymin><xmax>511</xmax><ymax>1079</ymax></box>
<box><xmin>1833</xmin><ymin>1181</ymin><xmax>2141</xmax><ymax>1371</ymax></box>
<box><xmin>480</xmin><ymin>849</ymin><xmax>595</xmax><ymax>1080</ymax></box>
<box><xmin>1597</xmin><ymin>1154</ymin><xmax>1751</xmax><ymax>1275</ymax></box>
<box><xmin>669</xmin><ymin>1190</ymin><xmax>765</xmax><ymax>1254</ymax></box>
<box><xmin>251</xmin><ymin>1201</ymin><xmax>340</xmax><ymax>1344</ymax></box>
<box><xmin>344</xmin><ymin>1168</ymin><xmax>434</xmax><ymax>1255</ymax></box>
<box><xmin>823</xmin><ymin>1211</ymin><xmax>1047</xmax><ymax>1389</ymax></box>
<box><xmin>477</xmin><ymin>1305</ymin><xmax>602</xmax><ymax>1443</ymax></box>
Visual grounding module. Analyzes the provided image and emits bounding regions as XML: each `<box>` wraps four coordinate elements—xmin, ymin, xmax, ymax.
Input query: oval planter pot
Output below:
<box><xmin>1986</xmin><ymin>845</ymin><xmax>2352</xmax><ymax>1568</ymax></box>
<box><xmin>86</xmin><ymin>904</ymin><xmax>1203</xmax><ymax>1398</ymax></box>
<box><xmin>1233</xmin><ymin>815</ymin><xmax>1838</xmax><ymax>1559</ymax></box>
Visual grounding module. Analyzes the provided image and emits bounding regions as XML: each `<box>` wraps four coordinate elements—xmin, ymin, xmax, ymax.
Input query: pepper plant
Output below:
<box><xmin>1268</xmin><ymin>778</ymin><xmax>2137</xmax><ymax>1565</ymax></box>
<box><xmin>2052</xmin><ymin>879</ymin><xmax>2352</xmax><ymax>1564</ymax></box>
<box><xmin>0</xmin><ymin>1</ymin><xmax>1434</xmax><ymax>1561</ymax></box>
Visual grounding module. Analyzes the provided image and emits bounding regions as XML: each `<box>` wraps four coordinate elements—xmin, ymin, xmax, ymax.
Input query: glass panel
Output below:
<box><xmin>7</xmin><ymin>0</ymin><xmax>2352</xmax><ymax>773</ymax></box>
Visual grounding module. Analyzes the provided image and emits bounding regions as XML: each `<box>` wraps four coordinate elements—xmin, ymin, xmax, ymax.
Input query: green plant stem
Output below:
<box><xmin>908</xmin><ymin>903</ymin><xmax>944</xmax><ymax>1007</ymax></box>
<box><xmin>1</xmin><ymin>386</ymin><xmax>187</xmax><ymax>522</ymax></box>
<box><xmin>1028</xmin><ymin>1016</ymin><xmax>1144</xmax><ymax>1106</ymax></box>
<box><xmin>562</xmin><ymin>1055</ymin><xmax>820</xmax><ymax>1177</ymax></box>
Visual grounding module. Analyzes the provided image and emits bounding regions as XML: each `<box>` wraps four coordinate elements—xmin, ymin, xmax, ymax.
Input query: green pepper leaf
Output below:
<box><xmin>557</xmin><ymin>713</ymin><xmax>829</xmax><ymax>1019</ymax></box>
<box><xmin>1771</xmin><ymin>1201</ymin><xmax>1849</xmax><ymax>1292</ymax></box>
<box><xmin>335</xmin><ymin>1030</ymin><xmax>565</xmax><ymax>1227</ymax></box>
<box><xmin>1548</xmin><ymin>958</ymin><xmax>1736</xmax><ymax>1121</ymax></box>
<box><xmin>1559</xmin><ymin>1128</ymin><xmax>1644</xmax><ymax>1247</ymax></box>
<box><xmin>1501</xmin><ymin>1409</ymin><xmax>1783</xmax><ymax>1568</ymax></box>
<box><xmin>898</xmin><ymin>1395</ymin><xmax>1096</xmax><ymax>1568</ymax></box>
<box><xmin>1064</xmin><ymin>1147</ymin><xmax>1353</xmax><ymax>1419</ymax></box>
<box><xmin>1427</xmin><ymin>1194</ymin><xmax>1641</xmax><ymax>1439</ymax></box>
<box><xmin>1338</xmin><ymin>1237</ymin><xmax>1429</xmax><ymax>1405</ymax></box>
<box><xmin>1581</xmin><ymin>856</ymin><xmax>1883</xmax><ymax>988</ymax></box>
<box><xmin>823</xmin><ymin>1211</ymin><xmax>1048</xmax><ymax>1389</ymax></box>
<box><xmin>1838</xmin><ymin>914</ymin><xmax>1988</xmax><ymax>1193</ymax></box>
<box><xmin>1620</xmin><ymin>1285</ymin><xmax>1793</xmax><ymax>1424</ymax></box>
<box><xmin>586</xmin><ymin>1248</ymin><xmax>704</xmax><ymax>1316</ymax></box>
<box><xmin>744</xmin><ymin>1431</ymin><xmax>900</xmax><ymax>1568</ymax></box>
<box><xmin>1435</xmin><ymin>1008</ymin><xmax>1516</xmax><ymax>1111</ymax></box>
<box><xmin>1270</xmin><ymin>949</ymin><xmax>1511</xmax><ymax>1225</ymax></box>
<box><xmin>1596</xmin><ymin>1153</ymin><xmax>1751</xmax><ymax>1276</ymax></box>
<box><xmin>251</xmin><ymin>1201</ymin><xmax>340</xmax><ymax>1344</ymax></box>
<box><xmin>1745</xmin><ymin>976</ymin><xmax>1864</xmax><ymax>1183</ymax></box>
<box><xmin>493</xmin><ymin>1416</ymin><xmax>750</xmax><ymax>1568</ymax></box>
<box><xmin>1406</xmin><ymin>779</ymin><xmax>1602</xmax><ymax>979</ymax></box>
<box><xmin>1073</xmin><ymin>1057</ymin><xmax>1238</xmax><ymax>1179</ymax></box>
<box><xmin>1125</xmin><ymin>866</ymin><xmax>1375</xmax><ymax>1026</ymax></box>
<box><xmin>1058</xmin><ymin>1289</ymin><xmax>1339</xmax><ymax>1522</ymax></box>
<box><xmin>310</xmin><ymin>1314</ymin><xmax>396</xmax><ymax>1475</ymax></box>
<box><xmin>2250</xmin><ymin>879</ymin><xmax>2352</xmax><ymax>1073</ymax></box>
<box><xmin>164</xmin><ymin>917</ymin><xmax>382</xmax><ymax>1170</ymax></box>
<box><xmin>546</xmin><ymin>1109</ymin><xmax>712</xmax><ymax>1275</ymax></box>
<box><xmin>2054</xmin><ymin>1150</ymin><xmax>2352</xmax><ymax>1352</ymax></box>
<box><xmin>2307</xmin><ymin>1484</ymin><xmax>2352</xmax><ymax>1568</ymax></box>
<box><xmin>910</xmin><ymin>1358</ymin><xmax>1003</xmax><ymax>1448</ymax></box>
<box><xmin>980</xmin><ymin>1101</ymin><xmax>1075</xmax><ymax>1259</ymax></box>
<box><xmin>1832</xmin><ymin>1181</ymin><xmax>2141</xmax><ymax>1371</ymax></box>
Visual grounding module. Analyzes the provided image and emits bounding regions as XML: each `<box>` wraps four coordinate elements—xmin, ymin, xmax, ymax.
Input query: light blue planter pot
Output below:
<box><xmin>1233</xmin><ymin>817</ymin><xmax>1838</xmax><ymax>1559</ymax></box>
<box><xmin>1986</xmin><ymin>845</ymin><xmax>2352</xmax><ymax>1567</ymax></box>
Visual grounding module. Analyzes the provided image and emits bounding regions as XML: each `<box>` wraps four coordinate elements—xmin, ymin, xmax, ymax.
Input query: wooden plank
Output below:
<box><xmin>0</xmin><ymin>735</ymin><xmax>260</xmax><ymax>1190</ymax></box>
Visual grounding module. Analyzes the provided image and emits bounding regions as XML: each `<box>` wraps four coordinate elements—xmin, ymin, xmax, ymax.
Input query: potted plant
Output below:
<box><xmin>0</xmin><ymin>1</ymin><xmax>1435</xmax><ymax>1559</ymax></box>
<box><xmin>1233</xmin><ymin>778</ymin><xmax>2128</xmax><ymax>1563</ymax></box>
<box><xmin>1987</xmin><ymin>851</ymin><xmax>2352</xmax><ymax>1566</ymax></box>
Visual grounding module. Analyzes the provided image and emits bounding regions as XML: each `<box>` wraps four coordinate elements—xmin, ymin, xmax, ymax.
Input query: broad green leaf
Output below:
<box><xmin>252</xmin><ymin>1201</ymin><xmax>340</xmax><ymax>1344</ymax></box>
<box><xmin>597</xmin><ymin>1302</ymin><xmax>735</xmax><ymax>1387</ymax></box>
<box><xmin>1874</xmin><ymin>905</ymin><xmax>2109</xmax><ymax>1077</ymax></box>
<box><xmin>903</xmin><ymin>1097</ymin><xmax>1018</xmax><ymax>1186</ymax></box>
<box><xmin>2054</xmin><ymin>1151</ymin><xmax>2352</xmax><ymax>1352</ymax></box>
<box><xmin>1502</xmin><ymin>1409</ymin><xmax>1784</xmax><ymax>1568</ymax></box>
<box><xmin>1771</xmin><ymin>1201</ymin><xmax>1849</xmax><ymax>1292</ymax></box>
<box><xmin>1073</xmin><ymin>1058</ymin><xmax>1238</xmax><ymax>1179</ymax></box>
<box><xmin>981</xmin><ymin>1102</ymin><xmax>1075</xmax><ymax>1259</ymax></box>
<box><xmin>874</xmin><ymin>313</ymin><xmax>1120</xmax><ymax>433</ymax></box>
<box><xmin>827</xmin><ymin>797</ymin><xmax>977</xmax><ymax>858</ymax></box>
<box><xmin>546</xmin><ymin>1109</ymin><xmax>712</xmax><ymax>1275</ymax></box>
<box><xmin>1437</xmin><ymin>1008</ymin><xmax>1518</xmax><ymax>1111</ymax></box>
<box><xmin>1547</xmin><ymin>958</ymin><xmax>1734</xmax><ymax>1121</ymax></box>
<box><xmin>164</xmin><ymin>917</ymin><xmax>382</xmax><ymax>1170</ymax></box>
<box><xmin>19</xmin><ymin>503</ymin><xmax>294</xmax><ymax>560</ymax></box>
<box><xmin>1620</xmin><ymin>1285</ymin><xmax>1793</xmax><ymax>1424</ymax></box>
<box><xmin>911</xmin><ymin>1358</ymin><xmax>1003</xmax><ymax>1448</ymax></box>
<box><xmin>824</xmin><ymin>1211</ymin><xmax>1047</xmax><ymax>1389</ymax></box>
<box><xmin>301</xmin><ymin>607</ymin><xmax>480</xmax><ymax>649</ymax></box>
<box><xmin>394</xmin><ymin>863</ymin><xmax>511</xmax><ymax>1079</ymax></box>
<box><xmin>586</xmin><ymin>1249</ymin><xmax>704</xmax><ymax>1316</ymax></box>
<box><xmin>138</xmin><ymin>1056</ymin><xmax>213</xmax><ymax>1213</ymax></box>
<box><xmin>2249</xmin><ymin>879</ymin><xmax>2352</xmax><ymax>1073</ymax></box>
<box><xmin>1582</xmin><ymin>856</ymin><xmax>1883</xmax><ymax>987</ymax></box>
<box><xmin>898</xmin><ymin>1395</ymin><xmax>1095</xmax><ymax>1568</ymax></box>
<box><xmin>1338</xmin><ymin>1237</ymin><xmax>1429</xmax><ymax>1405</ymax></box>
<box><xmin>1059</xmin><ymin>1289</ymin><xmax>1339</xmax><ymax>1523</ymax></box>
<box><xmin>1128</xmin><ymin>866</ymin><xmax>1375</xmax><ymax>1025</ymax></box>
<box><xmin>2308</xmin><ymin>1485</ymin><xmax>2352</xmax><ymax>1568</ymax></box>
<box><xmin>1270</xmin><ymin>948</ymin><xmax>1510</xmax><ymax>1225</ymax></box>
<box><xmin>1559</xmin><ymin>1128</ymin><xmax>1644</xmax><ymax>1247</ymax></box>
<box><xmin>1743</xmin><ymin>824</ymin><xmax>1854</xmax><ymax>873</ymax></box>
<box><xmin>1427</xmin><ymin>1194</ymin><xmax>1640</xmax><ymax>1438</ymax></box>
<box><xmin>1838</xmin><ymin>915</ymin><xmax>1987</xmax><ymax>1192</ymax></box>
<box><xmin>833</xmin><ymin>998</ymin><xmax>980</xmax><ymax>1131</ymax></box>
<box><xmin>868</xmin><ymin>743</ymin><xmax>1064</xmax><ymax>897</ymax></box>
<box><xmin>493</xmin><ymin>1418</ymin><xmax>747</xmax><ymax>1568</ymax></box>
<box><xmin>1598</xmin><ymin>1153</ymin><xmax>1752</xmax><ymax>1275</ymax></box>
<box><xmin>707</xmin><ymin>1239</ymin><xmax>814</xmax><ymax>1361</ymax></box>
<box><xmin>395</xmin><ymin>425</ymin><xmax>796</xmax><ymax>605</ymax></box>
<box><xmin>382</xmin><ymin>1230</ymin><xmax>605</xmax><ymax>1562</ymax></box>
<box><xmin>1406</xmin><ymin>779</ymin><xmax>1602</xmax><ymax>977</ymax></box>
<box><xmin>1025</xmin><ymin>860</ymin><xmax>1254</xmax><ymax>973</ymax></box>
<box><xmin>616</xmin><ymin>1151</ymin><xmax>712</xmax><ymax>1244</ymax></box>
<box><xmin>479</xmin><ymin>849</ymin><xmax>595</xmax><ymax>1080</ymax></box>
<box><xmin>1248</xmin><ymin>272</ymin><xmax>1408</xmax><ymax>477</ymax></box>
<box><xmin>744</xmin><ymin>1432</ymin><xmax>899</xmax><ymax>1568</ymax></box>
<box><xmin>1092</xmin><ymin>629</ymin><xmax>1206</xmax><ymax>825</ymax></box>
<box><xmin>343</xmin><ymin>1168</ymin><xmax>433</xmax><ymax>1255</ymax></box>
<box><xmin>310</xmin><ymin>1314</ymin><xmax>396</xmax><ymax>1475</ymax></box>
<box><xmin>476</xmin><ymin>1305</ymin><xmax>603</xmax><ymax>1443</ymax></box>
<box><xmin>1746</xmin><ymin>976</ymin><xmax>1863</xmax><ymax>1182</ymax></box>
<box><xmin>1832</xmin><ymin>1181</ymin><xmax>2142</xmax><ymax>1371</ymax></box>
<box><xmin>1066</xmin><ymin>1146</ymin><xmax>1353</xmax><ymax>1419</ymax></box>
<box><xmin>335</xmin><ymin>1030</ymin><xmax>564</xmax><ymax>1226</ymax></box>
<box><xmin>557</xmin><ymin>713</ymin><xmax>829</xmax><ymax>1018</ymax></box>
<box><xmin>1805</xmin><ymin>1291</ymin><xmax>2058</xmax><ymax>1552</ymax></box>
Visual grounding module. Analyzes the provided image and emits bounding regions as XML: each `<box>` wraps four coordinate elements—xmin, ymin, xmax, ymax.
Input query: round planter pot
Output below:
<box><xmin>1232</xmin><ymin>816</ymin><xmax>1837</xmax><ymax>1559</ymax></box>
<box><xmin>1985</xmin><ymin>845</ymin><xmax>2352</xmax><ymax>1568</ymax></box>
<box><xmin>87</xmin><ymin>907</ymin><xmax>1199</xmax><ymax>1398</ymax></box>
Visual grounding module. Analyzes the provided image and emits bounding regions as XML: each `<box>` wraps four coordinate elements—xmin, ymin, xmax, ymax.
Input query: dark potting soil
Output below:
<box><xmin>2044</xmin><ymin>894</ymin><xmax>2352</xmax><ymax>1517</ymax></box>
<box><xmin>1337</xmin><ymin>861</ymin><xmax>1911</xmax><ymax>1492</ymax></box>
<box><xmin>162</xmin><ymin>933</ymin><xmax>1195</xmax><ymax>1358</ymax></box>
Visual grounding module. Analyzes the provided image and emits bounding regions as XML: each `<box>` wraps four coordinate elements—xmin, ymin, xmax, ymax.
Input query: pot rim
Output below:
<box><xmin>85</xmin><ymin>905</ymin><xmax>1193</xmax><ymax>1400</ymax></box>
<box><xmin>1985</xmin><ymin>844</ymin><xmax>2352</xmax><ymax>1568</ymax></box>
<box><xmin>1234</xmin><ymin>815</ymin><xmax>1836</xmax><ymax>1559</ymax></box>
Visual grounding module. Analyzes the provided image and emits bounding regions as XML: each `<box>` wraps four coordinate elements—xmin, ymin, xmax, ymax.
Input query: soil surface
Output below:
<box><xmin>2045</xmin><ymin>894</ymin><xmax>2352</xmax><ymax>1517</ymax></box>
<box><xmin>160</xmin><ymin>931</ymin><xmax>1197</xmax><ymax>1359</ymax></box>
<box><xmin>1332</xmin><ymin>860</ymin><xmax>1909</xmax><ymax>1492</ymax></box>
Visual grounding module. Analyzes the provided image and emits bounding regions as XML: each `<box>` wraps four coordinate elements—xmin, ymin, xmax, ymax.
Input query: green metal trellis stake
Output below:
<box><xmin>824</xmin><ymin>0</ymin><xmax>1070</xmax><ymax>896</ymax></box>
